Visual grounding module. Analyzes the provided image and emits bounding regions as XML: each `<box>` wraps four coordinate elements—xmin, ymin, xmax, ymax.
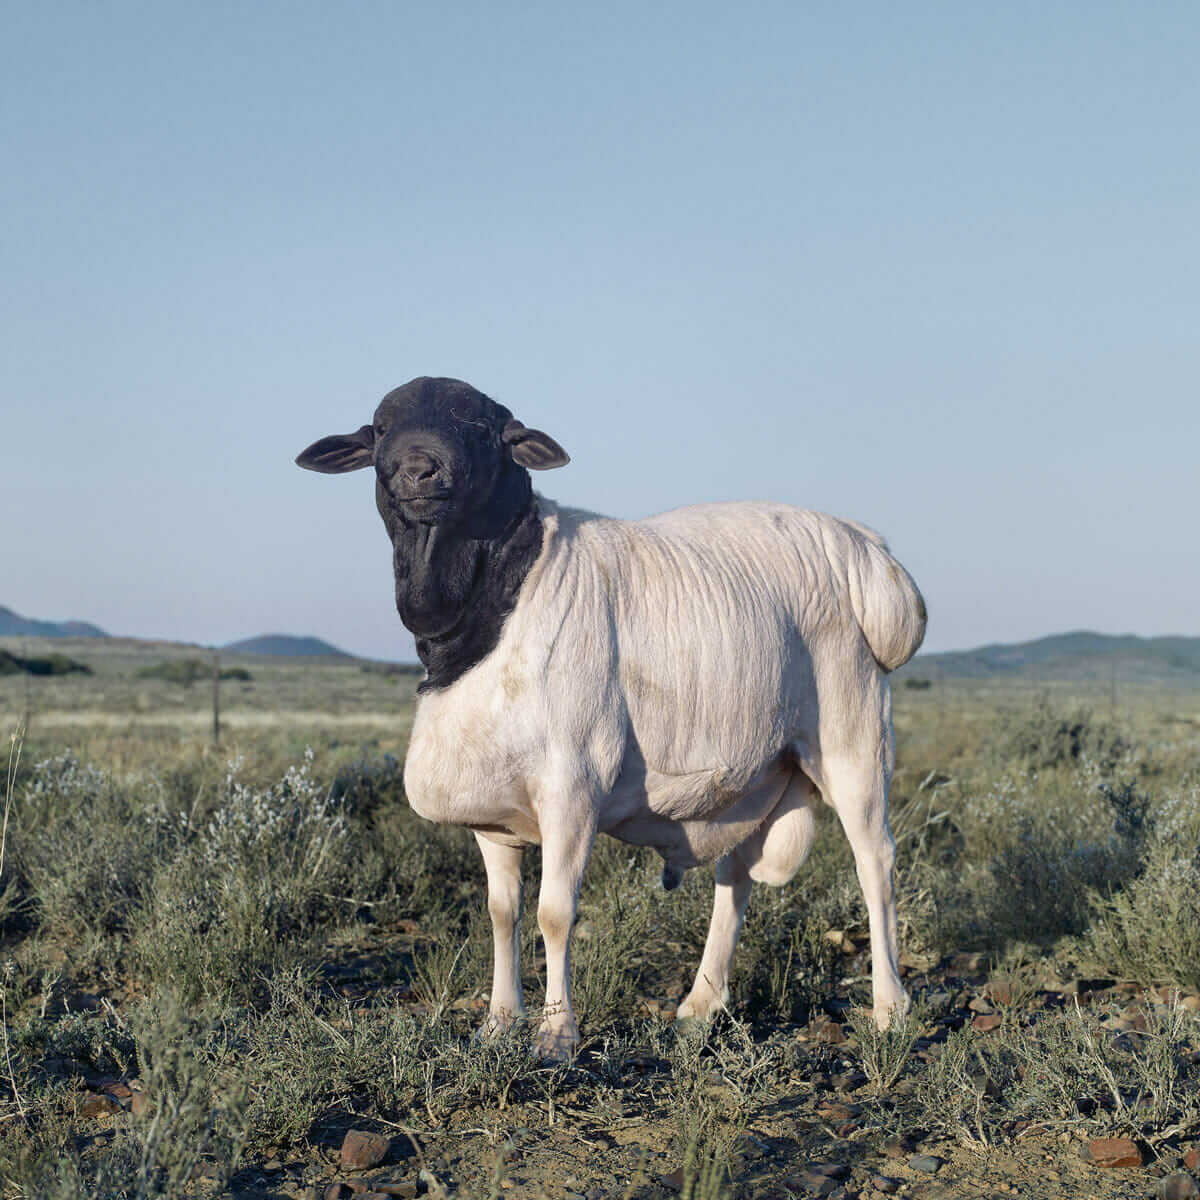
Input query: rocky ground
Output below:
<box><xmin>2</xmin><ymin>674</ymin><xmax>1198</xmax><ymax>1199</ymax></box>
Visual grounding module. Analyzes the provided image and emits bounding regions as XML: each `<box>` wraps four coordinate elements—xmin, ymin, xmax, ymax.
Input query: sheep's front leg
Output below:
<box><xmin>534</xmin><ymin>805</ymin><xmax>597</xmax><ymax>1062</ymax></box>
<box><xmin>474</xmin><ymin>832</ymin><xmax>526</xmax><ymax>1034</ymax></box>
<box><xmin>677</xmin><ymin>853</ymin><xmax>751</xmax><ymax>1023</ymax></box>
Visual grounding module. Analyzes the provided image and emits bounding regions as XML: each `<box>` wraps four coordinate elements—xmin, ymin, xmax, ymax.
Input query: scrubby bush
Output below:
<box><xmin>132</xmin><ymin>755</ymin><xmax>350</xmax><ymax>1001</ymax></box>
<box><xmin>995</xmin><ymin>694</ymin><xmax>1129</xmax><ymax>772</ymax></box>
<box><xmin>0</xmin><ymin>651</ymin><xmax>91</xmax><ymax>677</ymax></box>
<box><xmin>135</xmin><ymin>659</ymin><xmax>251</xmax><ymax>686</ymax></box>
<box><xmin>1087</xmin><ymin>787</ymin><xmax>1200</xmax><ymax>990</ymax></box>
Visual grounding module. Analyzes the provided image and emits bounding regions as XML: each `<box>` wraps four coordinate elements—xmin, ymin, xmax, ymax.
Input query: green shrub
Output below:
<box><xmin>995</xmin><ymin>695</ymin><xmax>1128</xmax><ymax>772</ymax></box>
<box><xmin>135</xmin><ymin>659</ymin><xmax>251</xmax><ymax>686</ymax></box>
<box><xmin>0</xmin><ymin>651</ymin><xmax>91</xmax><ymax>677</ymax></box>
<box><xmin>1087</xmin><ymin>788</ymin><xmax>1200</xmax><ymax>990</ymax></box>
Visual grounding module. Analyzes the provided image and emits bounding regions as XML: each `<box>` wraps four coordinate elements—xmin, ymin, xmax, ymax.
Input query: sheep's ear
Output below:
<box><xmin>295</xmin><ymin>424</ymin><xmax>375</xmax><ymax>473</ymax></box>
<box><xmin>501</xmin><ymin>419</ymin><xmax>569</xmax><ymax>470</ymax></box>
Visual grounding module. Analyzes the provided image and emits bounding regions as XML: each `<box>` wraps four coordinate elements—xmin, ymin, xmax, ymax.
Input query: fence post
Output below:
<box><xmin>211</xmin><ymin>648</ymin><xmax>221</xmax><ymax>746</ymax></box>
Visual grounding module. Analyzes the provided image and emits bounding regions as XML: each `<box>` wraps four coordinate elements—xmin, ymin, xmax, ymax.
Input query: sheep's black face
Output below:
<box><xmin>295</xmin><ymin>377</ymin><xmax>568</xmax><ymax>529</ymax></box>
<box><xmin>297</xmin><ymin>377</ymin><xmax>569</xmax><ymax>690</ymax></box>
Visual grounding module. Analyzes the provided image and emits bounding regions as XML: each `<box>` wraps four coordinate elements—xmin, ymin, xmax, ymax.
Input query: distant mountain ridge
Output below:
<box><xmin>0</xmin><ymin>605</ymin><xmax>108</xmax><ymax>639</ymax></box>
<box><xmin>222</xmin><ymin>634</ymin><xmax>353</xmax><ymax>658</ymax></box>
<box><xmin>907</xmin><ymin>631</ymin><xmax>1200</xmax><ymax>684</ymax></box>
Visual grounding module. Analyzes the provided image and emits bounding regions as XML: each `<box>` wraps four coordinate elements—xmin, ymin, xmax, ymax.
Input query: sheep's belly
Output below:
<box><xmin>602</xmin><ymin>757</ymin><xmax>792</xmax><ymax>868</ymax></box>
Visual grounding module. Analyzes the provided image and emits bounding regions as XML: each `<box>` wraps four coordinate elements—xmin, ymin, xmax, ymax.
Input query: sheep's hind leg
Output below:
<box><xmin>676</xmin><ymin>853</ymin><xmax>751</xmax><ymax>1024</ymax></box>
<box><xmin>474</xmin><ymin>832</ymin><xmax>526</xmax><ymax>1035</ymax></box>
<box><xmin>820</xmin><ymin>752</ymin><xmax>909</xmax><ymax>1029</ymax></box>
<box><xmin>676</xmin><ymin>769</ymin><xmax>818</xmax><ymax>1026</ymax></box>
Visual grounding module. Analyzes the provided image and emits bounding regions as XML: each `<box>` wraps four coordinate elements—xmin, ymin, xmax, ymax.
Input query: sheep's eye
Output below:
<box><xmin>375</xmin><ymin>422</ymin><xmax>387</xmax><ymax>436</ymax></box>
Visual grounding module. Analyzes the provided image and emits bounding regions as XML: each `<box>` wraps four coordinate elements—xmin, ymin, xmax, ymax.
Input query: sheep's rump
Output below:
<box><xmin>539</xmin><ymin>501</ymin><xmax>926</xmax><ymax>799</ymax></box>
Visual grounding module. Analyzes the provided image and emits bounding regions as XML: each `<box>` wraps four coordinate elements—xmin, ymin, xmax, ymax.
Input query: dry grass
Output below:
<box><xmin>0</xmin><ymin>642</ymin><xmax>1198</xmax><ymax>1196</ymax></box>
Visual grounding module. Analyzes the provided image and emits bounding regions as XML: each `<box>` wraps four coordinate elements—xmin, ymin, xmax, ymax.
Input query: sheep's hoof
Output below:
<box><xmin>533</xmin><ymin>1025</ymin><xmax>579</xmax><ymax>1064</ymax></box>
<box><xmin>475</xmin><ymin>1009</ymin><xmax>524</xmax><ymax>1041</ymax></box>
<box><xmin>661</xmin><ymin>864</ymin><xmax>684</xmax><ymax>891</ymax></box>
<box><xmin>672</xmin><ymin>1015</ymin><xmax>706</xmax><ymax>1038</ymax></box>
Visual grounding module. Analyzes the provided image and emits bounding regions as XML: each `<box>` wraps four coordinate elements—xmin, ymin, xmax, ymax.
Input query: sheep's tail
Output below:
<box><xmin>842</xmin><ymin>521</ymin><xmax>927</xmax><ymax>672</ymax></box>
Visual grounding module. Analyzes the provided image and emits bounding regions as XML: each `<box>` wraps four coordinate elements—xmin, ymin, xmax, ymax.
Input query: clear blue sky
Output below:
<box><xmin>3</xmin><ymin>2</ymin><xmax>1197</xmax><ymax>659</ymax></box>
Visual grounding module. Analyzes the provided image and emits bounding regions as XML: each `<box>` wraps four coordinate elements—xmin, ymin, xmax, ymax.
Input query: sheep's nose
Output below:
<box><xmin>398</xmin><ymin>449</ymin><xmax>441</xmax><ymax>483</ymax></box>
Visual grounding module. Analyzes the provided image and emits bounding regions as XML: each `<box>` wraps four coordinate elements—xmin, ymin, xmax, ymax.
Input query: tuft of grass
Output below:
<box><xmin>848</xmin><ymin>1003</ymin><xmax>926</xmax><ymax>1095</ymax></box>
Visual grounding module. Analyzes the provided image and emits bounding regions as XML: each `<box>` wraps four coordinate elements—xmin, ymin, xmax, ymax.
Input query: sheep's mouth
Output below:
<box><xmin>393</xmin><ymin>489</ymin><xmax>453</xmax><ymax>503</ymax></box>
<box><xmin>392</xmin><ymin>491</ymin><xmax>458</xmax><ymax>522</ymax></box>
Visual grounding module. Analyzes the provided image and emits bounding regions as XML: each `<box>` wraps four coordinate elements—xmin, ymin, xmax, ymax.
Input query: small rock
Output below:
<box><xmin>789</xmin><ymin>1167</ymin><xmax>841</xmax><ymax>1195</ymax></box>
<box><xmin>99</xmin><ymin>1080</ymin><xmax>133</xmax><ymax>1101</ymax></box>
<box><xmin>1084</xmin><ymin>1137</ymin><xmax>1142</xmax><ymax>1168</ymax></box>
<box><xmin>972</xmin><ymin>1013</ymin><xmax>1003</xmax><ymax>1033</ymax></box>
<box><xmin>985</xmin><ymin>981</ymin><xmax>1015</xmax><ymax>1005</ymax></box>
<box><xmin>967</xmin><ymin>995</ymin><xmax>995</xmax><ymax>1014</ymax></box>
<box><xmin>375</xmin><ymin>1185</ymin><xmax>421</xmax><ymax>1199</ymax></box>
<box><xmin>813</xmin><ymin>1017</ymin><xmax>846</xmax><ymax>1045</ymax></box>
<box><xmin>325</xmin><ymin>1186</ymin><xmax>350</xmax><ymax>1200</ymax></box>
<box><xmin>264</xmin><ymin>1158</ymin><xmax>283</xmax><ymax>1171</ymax></box>
<box><xmin>1158</xmin><ymin>1174</ymin><xmax>1200</xmax><ymax>1200</ymax></box>
<box><xmin>908</xmin><ymin>1154</ymin><xmax>943</xmax><ymax>1173</ymax></box>
<box><xmin>78</xmin><ymin>1091</ymin><xmax>122</xmax><ymax>1119</ymax></box>
<box><xmin>1180</xmin><ymin>995</ymin><xmax>1200</xmax><ymax>1013</ymax></box>
<box><xmin>871</xmin><ymin>1176</ymin><xmax>902</xmax><ymax>1194</ymax></box>
<box><xmin>807</xmin><ymin>1162</ymin><xmax>850</xmax><ymax>1179</ymax></box>
<box><xmin>880</xmin><ymin>1137</ymin><xmax>911</xmax><ymax>1159</ymax></box>
<box><xmin>660</xmin><ymin>1167</ymin><xmax>685</xmax><ymax>1192</ymax></box>
<box><xmin>832</xmin><ymin>1071</ymin><xmax>868</xmax><ymax>1092</ymax></box>
<box><xmin>1184</xmin><ymin>1148</ymin><xmax>1200</xmax><ymax>1171</ymax></box>
<box><xmin>130</xmin><ymin>1090</ymin><xmax>151</xmax><ymax>1117</ymax></box>
<box><xmin>341</xmin><ymin>1130</ymin><xmax>390</xmax><ymax>1172</ymax></box>
<box><xmin>816</xmin><ymin>1102</ymin><xmax>860</xmax><ymax>1122</ymax></box>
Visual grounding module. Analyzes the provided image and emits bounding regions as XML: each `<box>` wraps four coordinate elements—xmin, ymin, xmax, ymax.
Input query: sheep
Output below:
<box><xmin>297</xmin><ymin>376</ymin><xmax>927</xmax><ymax>1060</ymax></box>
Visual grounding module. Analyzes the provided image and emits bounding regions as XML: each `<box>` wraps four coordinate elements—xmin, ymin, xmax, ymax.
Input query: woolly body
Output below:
<box><xmin>404</xmin><ymin>497</ymin><xmax>924</xmax><ymax>874</ymax></box>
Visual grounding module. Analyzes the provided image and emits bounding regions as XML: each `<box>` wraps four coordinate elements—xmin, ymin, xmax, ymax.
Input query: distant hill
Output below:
<box><xmin>905</xmin><ymin>631</ymin><xmax>1200</xmax><ymax>685</ymax></box>
<box><xmin>222</xmin><ymin>634</ymin><xmax>354</xmax><ymax>658</ymax></box>
<box><xmin>0</xmin><ymin>605</ymin><xmax>108</xmax><ymax>639</ymax></box>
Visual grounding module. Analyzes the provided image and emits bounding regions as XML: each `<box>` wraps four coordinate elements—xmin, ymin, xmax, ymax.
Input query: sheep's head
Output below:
<box><xmin>296</xmin><ymin>377</ymin><xmax>568</xmax><ymax>529</ymax></box>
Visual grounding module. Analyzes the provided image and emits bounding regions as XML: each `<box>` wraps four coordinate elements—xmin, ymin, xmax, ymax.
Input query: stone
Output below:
<box><xmin>807</xmin><ymin>1162</ymin><xmax>849</xmax><ymax>1179</ymax></box>
<box><xmin>99</xmin><ymin>1080</ymin><xmax>133</xmax><ymax>1101</ymax></box>
<box><xmin>880</xmin><ymin>1137</ymin><xmax>911</xmax><ymax>1159</ymax></box>
<box><xmin>374</xmin><ymin>1185</ymin><xmax>421</xmax><ymax>1199</ymax></box>
<box><xmin>972</xmin><ymin>1012</ymin><xmax>1003</xmax><ymax>1032</ymax></box>
<box><xmin>871</xmin><ymin>1175</ymin><xmax>901</xmax><ymax>1193</ymax></box>
<box><xmin>1185</xmin><ymin>1148</ymin><xmax>1200</xmax><ymax>1171</ymax></box>
<box><xmin>985</xmin><ymin>981</ymin><xmax>1015</xmax><ymax>1005</ymax></box>
<box><xmin>264</xmin><ymin>1158</ymin><xmax>283</xmax><ymax>1171</ymax></box>
<box><xmin>1158</xmin><ymin>1174</ymin><xmax>1200</xmax><ymax>1200</ymax></box>
<box><xmin>813</xmin><ymin>1018</ymin><xmax>846</xmax><ymax>1045</ymax></box>
<box><xmin>660</xmin><ymin>1167</ymin><xmax>685</xmax><ymax>1192</ymax></box>
<box><xmin>908</xmin><ymin>1154</ymin><xmax>943</xmax><ymax>1173</ymax></box>
<box><xmin>788</xmin><ymin>1167</ymin><xmax>841</xmax><ymax>1195</ymax></box>
<box><xmin>1084</xmin><ymin>1137</ymin><xmax>1142</xmax><ymax>1168</ymax></box>
<box><xmin>816</xmin><ymin>1102</ymin><xmax>860</xmax><ymax>1122</ymax></box>
<box><xmin>832</xmin><ymin>1071</ymin><xmax>868</xmax><ymax>1092</ymax></box>
<box><xmin>78</xmin><ymin>1091</ymin><xmax>122</xmax><ymax>1119</ymax></box>
<box><xmin>130</xmin><ymin>1090</ymin><xmax>151</xmax><ymax>1117</ymax></box>
<box><xmin>341</xmin><ymin>1130</ymin><xmax>390</xmax><ymax>1171</ymax></box>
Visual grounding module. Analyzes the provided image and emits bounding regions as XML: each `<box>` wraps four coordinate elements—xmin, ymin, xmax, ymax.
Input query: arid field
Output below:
<box><xmin>1</xmin><ymin>637</ymin><xmax>1198</xmax><ymax>1200</ymax></box>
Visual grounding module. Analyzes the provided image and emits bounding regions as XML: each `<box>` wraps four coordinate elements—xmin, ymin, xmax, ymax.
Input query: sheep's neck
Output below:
<box><xmin>390</xmin><ymin>492</ymin><xmax>543</xmax><ymax>693</ymax></box>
